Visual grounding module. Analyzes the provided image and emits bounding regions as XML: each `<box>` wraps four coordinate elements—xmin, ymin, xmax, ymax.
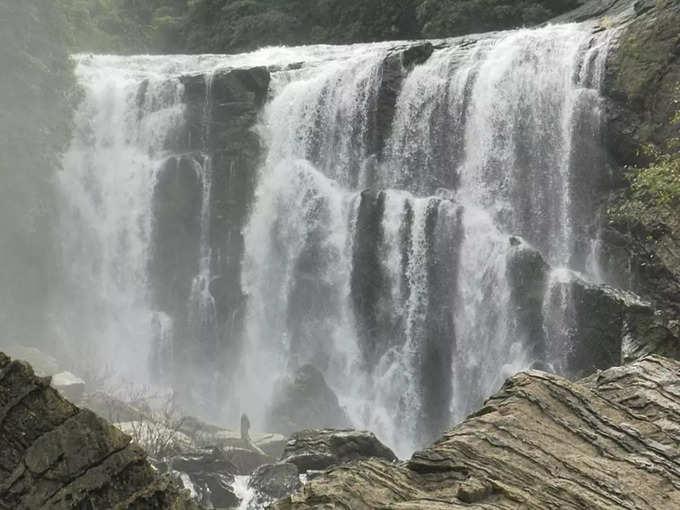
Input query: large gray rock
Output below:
<box><xmin>273</xmin><ymin>355</ymin><xmax>680</xmax><ymax>509</ymax></box>
<box><xmin>266</xmin><ymin>365</ymin><xmax>352</xmax><ymax>436</ymax></box>
<box><xmin>281</xmin><ymin>429</ymin><xmax>397</xmax><ymax>473</ymax></box>
<box><xmin>247</xmin><ymin>463</ymin><xmax>301</xmax><ymax>507</ymax></box>
<box><xmin>157</xmin><ymin>449</ymin><xmax>239</xmax><ymax>509</ymax></box>
<box><xmin>552</xmin><ymin>275</ymin><xmax>680</xmax><ymax>377</ymax></box>
<box><xmin>0</xmin><ymin>352</ymin><xmax>200</xmax><ymax>509</ymax></box>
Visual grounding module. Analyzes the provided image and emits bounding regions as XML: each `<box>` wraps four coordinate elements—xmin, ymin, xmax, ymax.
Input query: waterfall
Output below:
<box><xmin>59</xmin><ymin>22</ymin><xmax>612</xmax><ymax>456</ymax></box>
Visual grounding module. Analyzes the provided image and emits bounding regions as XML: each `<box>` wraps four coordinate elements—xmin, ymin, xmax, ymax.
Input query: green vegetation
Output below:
<box><xmin>181</xmin><ymin>0</ymin><xmax>581</xmax><ymax>53</ymax></box>
<box><xmin>417</xmin><ymin>0</ymin><xmax>581</xmax><ymax>38</ymax></box>
<box><xmin>60</xmin><ymin>0</ymin><xmax>582</xmax><ymax>54</ymax></box>
<box><xmin>0</xmin><ymin>1</ymin><xmax>78</xmax><ymax>343</ymax></box>
<box><xmin>66</xmin><ymin>0</ymin><xmax>191</xmax><ymax>53</ymax></box>
<box><xmin>609</xmin><ymin>84</ymin><xmax>680</xmax><ymax>221</ymax></box>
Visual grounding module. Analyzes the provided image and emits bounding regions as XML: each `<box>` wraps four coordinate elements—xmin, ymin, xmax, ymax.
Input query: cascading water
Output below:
<box><xmin>58</xmin><ymin>22</ymin><xmax>614</xmax><ymax>457</ymax></box>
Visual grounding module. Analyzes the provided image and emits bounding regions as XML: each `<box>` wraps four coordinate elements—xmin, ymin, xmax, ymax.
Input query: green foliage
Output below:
<box><xmin>417</xmin><ymin>0</ymin><xmax>579</xmax><ymax>38</ymax></box>
<box><xmin>178</xmin><ymin>0</ymin><xmax>579</xmax><ymax>54</ymax></box>
<box><xmin>66</xmin><ymin>0</ymin><xmax>191</xmax><ymax>53</ymax></box>
<box><xmin>181</xmin><ymin>0</ymin><xmax>420</xmax><ymax>53</ymax></box>
<box><xmin>609</xmin><ymin>84</ymin><xmax>680</xmax><ymax>222</ymax></box>
<box><xmin>63</xmin><ymin>0</ymin><xmax>580</xmax><ymax>54</ymax></box>
<box><xmin>629</xmin><ymin>141</ymin><xmax>680</xmax><ymax>208</ymax></box>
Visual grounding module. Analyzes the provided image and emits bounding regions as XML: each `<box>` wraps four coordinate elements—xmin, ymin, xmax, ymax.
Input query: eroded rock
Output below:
<box><xmin>247</xmin><ymin>463</ymin><xmax>301</xmax><ymax>507</ymax></box>
<box><xmin>281</xmin><ymin>429</ymin><xmax>397</xmax><ymax>473</ymax></box>
<box><xmin>273</xmin><ymin>355</ymin><xmax>680</xmax><ymax>509</ymax></box>
<box><xmin>0</xmin><ymin>352</ymin><xmax>200</xmax><ymax>510</ymax></box>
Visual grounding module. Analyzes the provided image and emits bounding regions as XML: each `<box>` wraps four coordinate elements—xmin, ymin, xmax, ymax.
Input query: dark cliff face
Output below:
<box><xmin>148</xmin><ymin>66</ymin><xmax>270</xmax><ymax>413</ymax></box>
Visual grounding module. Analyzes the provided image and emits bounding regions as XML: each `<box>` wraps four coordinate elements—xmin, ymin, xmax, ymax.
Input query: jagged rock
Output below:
<box><xmin>50</xmin><ymin>370</ymin><xmax>86</xmax><ymax>403</ymax></box>
<box><xmin>600</xmin><ymin>0</ymin><xmax>680</xmax><ymax>315</ymax></box>
<box><xmin>281</xmin><ymin>429</ymin><xmax>397</xmax><ymax>473</ymax></box>
<box><xmin>273</xmin><ymin>355</ymin><xmax>680</xmax><ymax>509</ymax></box>
<box><xmin>0</xmin><ymin>352</ymin><xmax>200</xmax><ymax>509</ymax></box>
<box><xmin>604</xmin><ymin>0</ymin><xmax>680</xmax><ymax>167</ymax></box>
<box><xmin>553</xmin><ymin>276</ymin><xmax>680</xmax><ymax>376</ymax></box>
<box><xmin>247</xmin><ymin>463</ymin><xmax>301</xmax><ymax>506</ymax></box>
<box><xmin>266</xmin><ymin>365</ymin><xmax>351</xmax><ymax>436</ymax></box>
<box><xmin>158</xmin><ymin>449</ymin><xmax>239</xmax><ymax>509</ymax></box>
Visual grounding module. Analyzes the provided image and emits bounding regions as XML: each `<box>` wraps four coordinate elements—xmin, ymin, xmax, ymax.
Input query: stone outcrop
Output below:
<box><xmin>273</xmin><ymin>355</ymin><xmax>680</xmax><ymax>509</ymax></box>
<box><xmin>599</xmin><ymin>0</ymin><xmax>680</xmax><ymax>315</ymax></box>
<box><xmin>557</xmin><ymin>278</ymin><xmax>680</xmax><ymax>376</ymax></box>
<box><xmin>503</xmin><ymin>239</ymin><xmax>680</xmax><ymax>377</ymax></box>
<box><xmin>0</xmin><ymin>352</ymin><xmax>200</xmax><ymax>510</ymax></box>
<box><xmin>266</xmin><ymin>365</ymin><xmax>352</xmax><ymax>436</ymax></box>
<box><xmin>281</xmin><ymin>429</ymin><xmax>397</xmax><ymax>473</ymax></box>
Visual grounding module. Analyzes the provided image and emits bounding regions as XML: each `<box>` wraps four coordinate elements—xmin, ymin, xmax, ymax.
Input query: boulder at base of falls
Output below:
<box><xmin>178</xmin><ymin>415</ymin><xmax>288</xmax><ymax>458</ymax></box>
<box><xmin>556</xmin><ymin>276</ymin><xmax>680</xmax><ymax>376</ymax></box>
<box><xmin>272</xmin><ymin>355</ymin><xmax>680</xmax><ymax>509</ymax></box>
<box><xmin>266</xmin><ymin>364</ymin><xmax>352</xmax><ymax>436</ymax></box>
<box><xmin>0</xmin><ymin>352</ymin><xmax>200</xmax><ymax>510</ymax></box>
<box><xmin>153</xmin><ymin>448</ymin><xmax>240</xmax><ymax>509</ymax></box>
<box><xmin>281</xmin><ymin>429</ymin><xmax>398</xmax><ymax>472</ymax></box>
<box><xmin>247</xmin><ymin>463</ymin><xmax>301</xmax><ymax>508</ymax></box>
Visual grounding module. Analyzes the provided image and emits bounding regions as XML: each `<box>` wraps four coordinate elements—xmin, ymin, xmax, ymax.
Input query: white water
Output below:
<box><xmin>59</xmin><ymin>22</ymin><xmax>613</xmax><ymax>458</ymax></box>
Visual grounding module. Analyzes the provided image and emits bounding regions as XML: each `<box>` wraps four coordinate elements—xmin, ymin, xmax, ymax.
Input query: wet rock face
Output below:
<box><xmin>547</xmin><ymin>276</ymin><xmax>680</xmax><ymax>377</ymax></box>
<box><xmin>0</xmin><ymin>352</ymin><xmax>200</xmax><ymax>510</ymax></box>
<box><xmin>603</xmin><ymin>0</ymin><xmax>680</xmax><ymax>167</ymax></box>
<box><xmin>248</xmin><ymin>463</ymin><xmax>301</xmax><ymax>505</ymax></box>
<box><xmin>149</xmin><ymin>66</ymin><xmax>271</xmax><ymax>410</ymax></box>
<box><xmin>266</xmin><ymin>365</ymin><xmax>352</xmax><ymax>436</ymax></box>
<box><xmin>599</xmin><ymin>0</ymin><xmax>680</xmax><ymax>315</ymax></box>
<box><xmin>273</xmin><ymin>355</ymin><xmax>680</xmax><ymax>510</ymax></box>
<box><xmin>156</xmin><ymin>449</ymin><xmax>240</xmax><ymax>509</ymax></box>
<box><xmin>281</xmin><ymin>429</ymin><xmax>397</xmax><ymax>473</ymax></box>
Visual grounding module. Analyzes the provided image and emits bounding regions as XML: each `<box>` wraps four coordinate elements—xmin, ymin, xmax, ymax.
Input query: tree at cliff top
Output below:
<box><xmin>417</xmin><ymin>0</ymin><xmax>582</xmax><ymax>38</ymax></box>
<box><xmin>0</xmin><ymin>1</ymin><xmax>78</xmax><ymax>347</ymax></box>
<box><xmin>67</xmin><ymin>0</ymin><xmax>191</xmax><ymax>53</ymax></box>
<box><xmin>181</xmin><ymin>0</ymin><xmax>583</xmax><ymax>53</ymax></box>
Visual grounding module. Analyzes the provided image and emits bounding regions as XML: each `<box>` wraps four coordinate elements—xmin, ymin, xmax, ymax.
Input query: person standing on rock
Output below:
<box><xmin>241</xmin><ymin>413</ymin><xmax>250</xmax><ymax>442</ymax></box>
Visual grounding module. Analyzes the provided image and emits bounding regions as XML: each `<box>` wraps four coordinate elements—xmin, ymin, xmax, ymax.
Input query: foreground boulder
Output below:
<box><xmin>281</xmin><ymin>429</ymin><xmax>397</xmax><ymax>472</ymax></box>
<box><xmin>0</xmin><ymin>352</ymin><xmax>200</xmax><ymax>509</ymax></box>
<box><xmin>274</xmin><ymin>355</ymin><xmax>680</xmax><ymax>509</ymax></box>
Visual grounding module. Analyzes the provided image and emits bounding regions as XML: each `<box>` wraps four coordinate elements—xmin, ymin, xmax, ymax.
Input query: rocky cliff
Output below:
<box><xmin>273</xmin><ymin>355</ymin><xmax>680</xmax><ymax>509</ymax></box>
<box><xmin>601</xmin><ymin>0</ymin><xmax>680</xmax><ymax>314</ymax></box>
<box><xmin>0</xmin><ymin>352</ymin><xmax>200</xmax><ymax>510</ymax></box>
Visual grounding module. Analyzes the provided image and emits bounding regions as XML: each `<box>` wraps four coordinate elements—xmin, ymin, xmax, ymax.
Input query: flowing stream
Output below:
<box><xmin>59</xmin><ymin>22</ymin><xmax>613</xmax><ymax>456</ymax></box>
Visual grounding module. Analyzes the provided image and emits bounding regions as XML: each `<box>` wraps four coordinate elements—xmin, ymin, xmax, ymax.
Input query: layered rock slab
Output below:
<box><xmin>274</xmin><ymin>355</ymin><xmax>680</xmax><ymax>509</ymax></box>
<box><xmin>0</xmin><ymin>352</ymin><xmax>200</xmax><ymax>510</ymax></box>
